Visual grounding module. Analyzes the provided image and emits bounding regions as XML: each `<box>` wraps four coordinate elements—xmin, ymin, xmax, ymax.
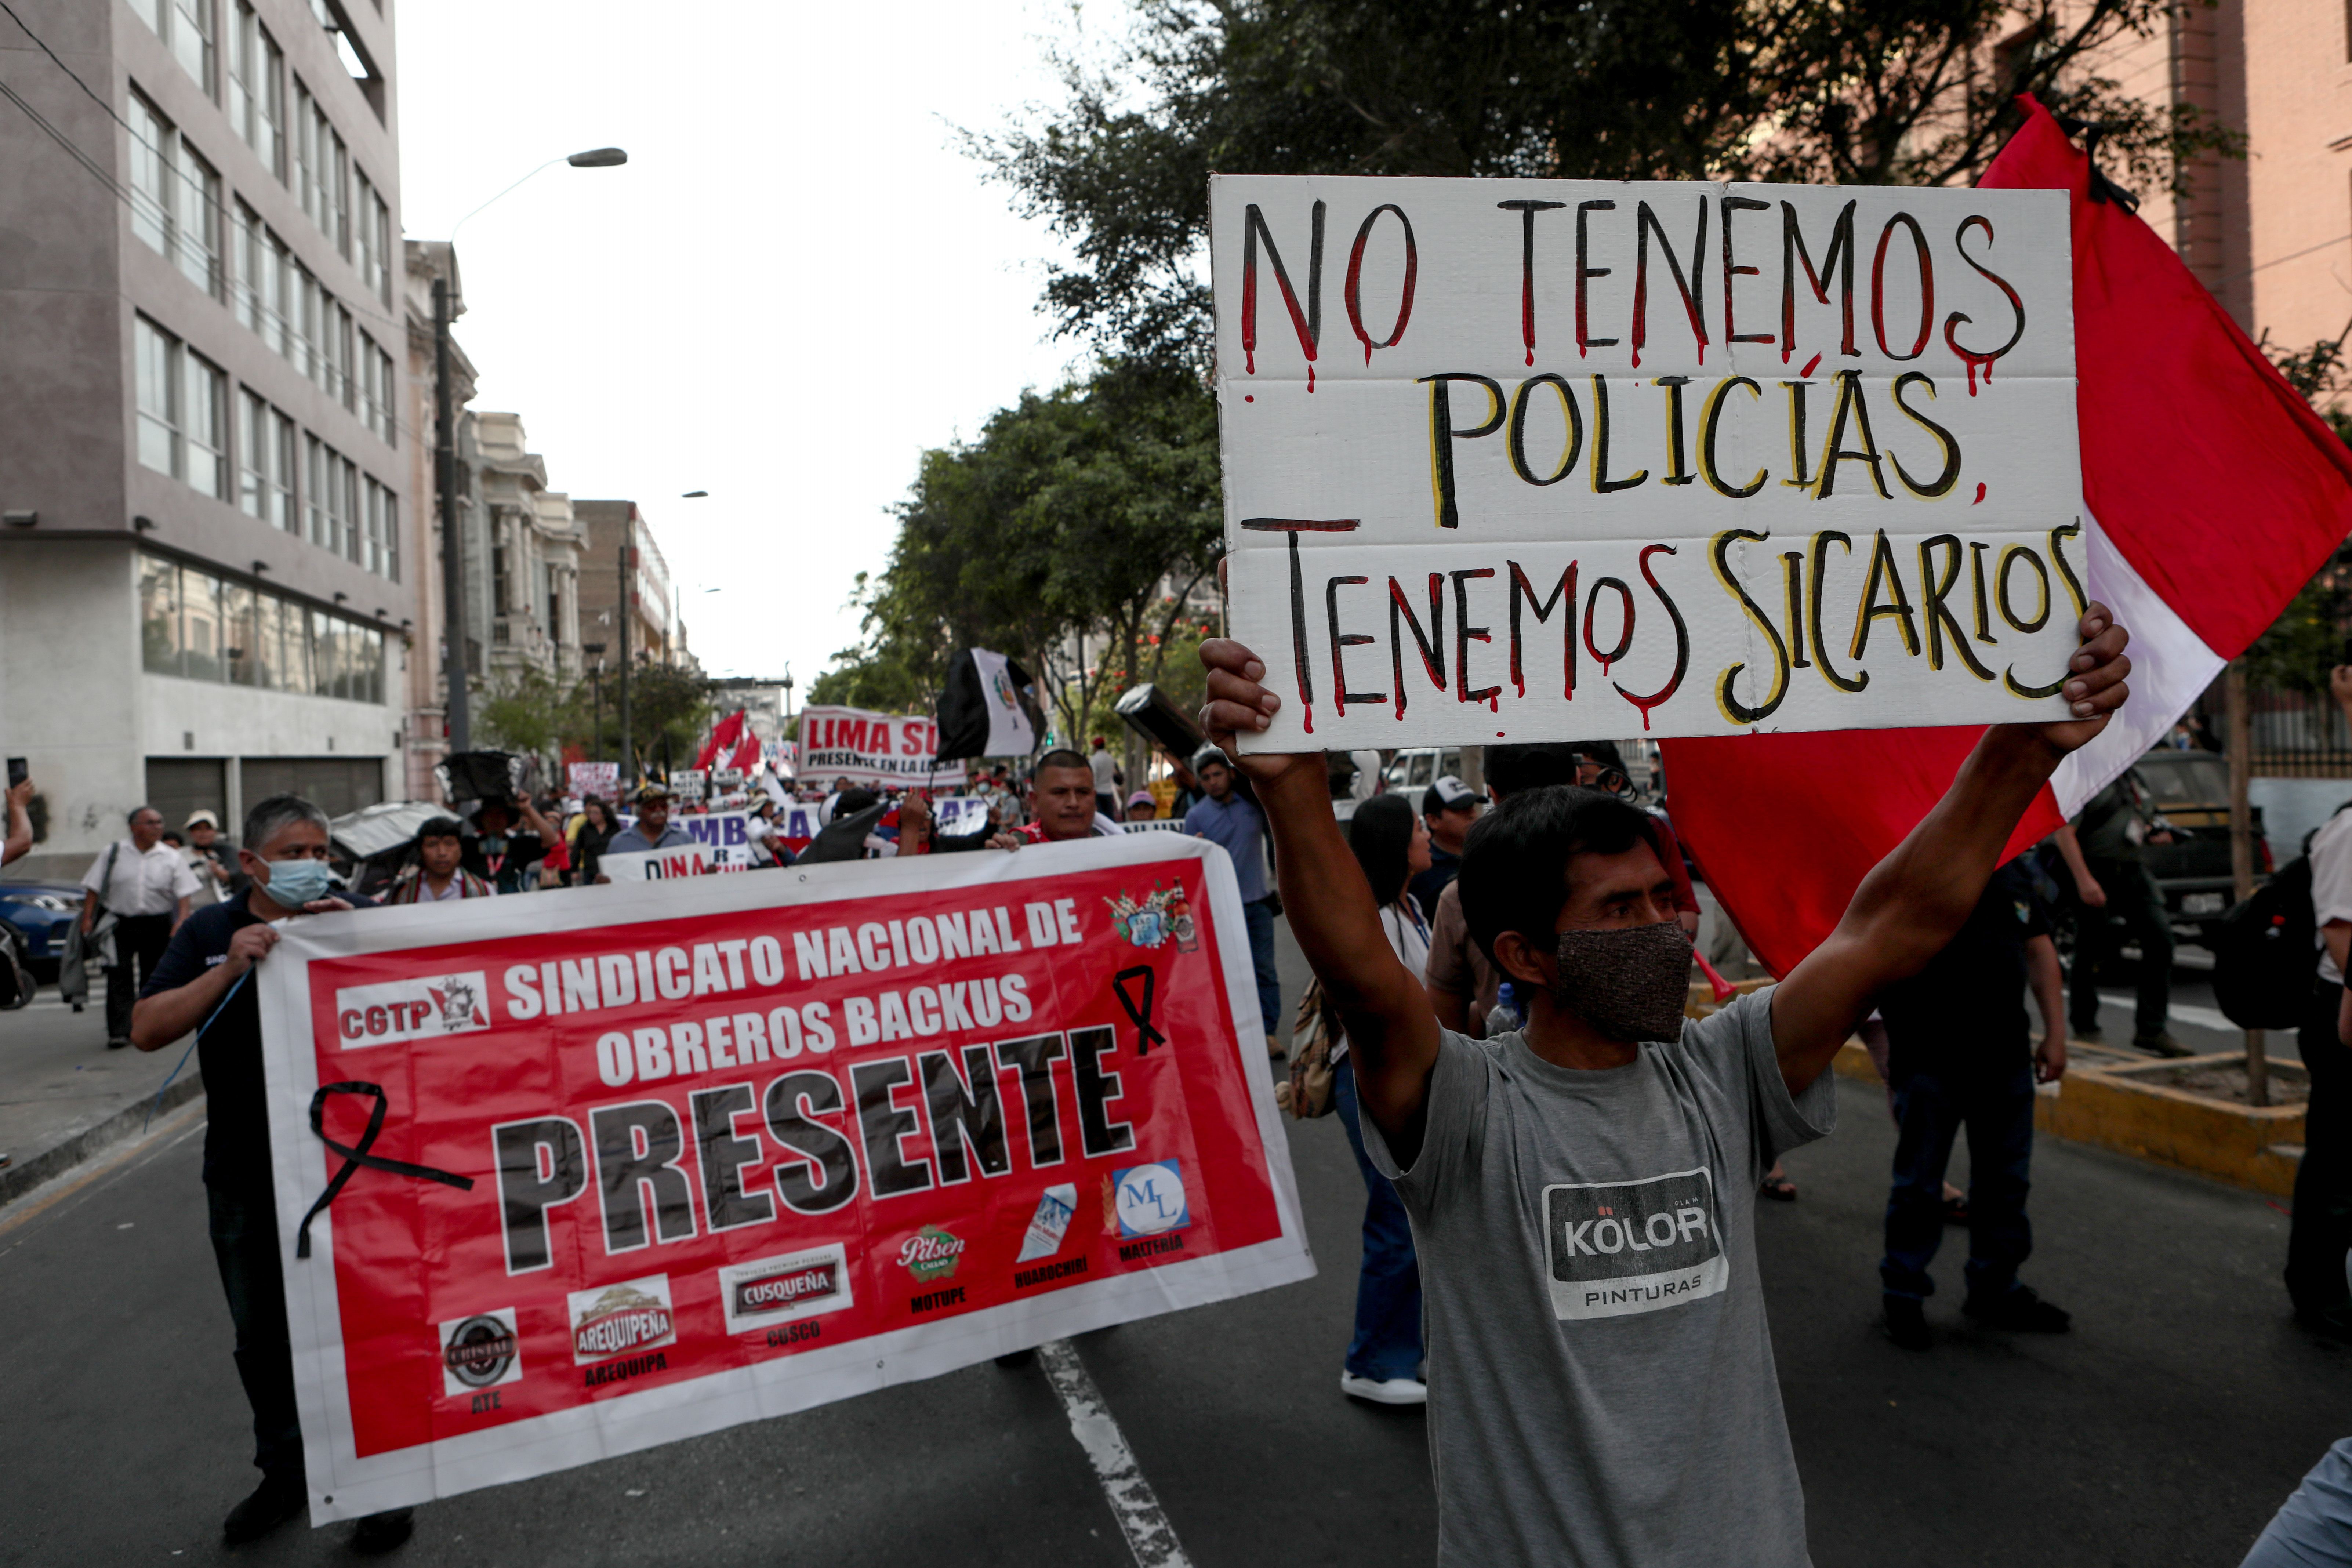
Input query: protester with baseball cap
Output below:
<box><xmin>182</xmin><ymin>809</ymin><xmax>236</xmax><ymax>908</ymax></box>
<box><xmin>606</xmin><ymin>783</ymin><xmax>696</xmax><ymax>856</ymax></box>
<box><xmin>1411</xmin><ymin>776</ymin><xmax>1484</xmax><ymax>921</ymax></box>
<box><xmin>1183</xmin><ymin>745</ymin><xmax>1284</xmax><ymax>1059</ymax></box>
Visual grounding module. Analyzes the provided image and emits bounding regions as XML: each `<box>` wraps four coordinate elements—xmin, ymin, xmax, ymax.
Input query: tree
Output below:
<box><xmin>2244</xmin><ymin>330</ymin><xmax>2352</xmax><ymax>698</ymax></box>
<box><xmin>814</xmin><ymin>360</ymin><xmax>1222</xmax><ymax>742</ymax></box>
<box><xmin>979</xmin><ymin>0</ymin><xmax>2243</xmax><ymax>372</ymax></box>
<box><xmin>625</xmin><ymin>660</ymin><xmax>717</xmax><ymax>776</ymax></box>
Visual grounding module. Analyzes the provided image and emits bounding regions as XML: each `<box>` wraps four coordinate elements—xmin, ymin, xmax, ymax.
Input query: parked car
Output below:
<box><xmin>1384</xmin><ymin>739</ymin><xmax>1660</xmax><ymax>800</ymax></box>
<box><xmin>0</xmin><ymin>881</ymin><xmax>84</xmax><ymax>980</ymax></box>
<box><xmin>2131</xmin><ymin>748</ymin><xmax>2268</xmax><ymax>947</ymax></box>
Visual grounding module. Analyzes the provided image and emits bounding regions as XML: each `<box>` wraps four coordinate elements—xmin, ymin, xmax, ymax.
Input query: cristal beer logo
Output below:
<box><xmin>438</xmin><ymin>1309</ymin><xmax>522</xmax><ymax>1397</ymax></box>
<box><xmin>897</xmin><ymin>1225</ymin><xmax>965</xmax><ymax>1283</ymax></box>
<box><xmin>1540</xmin><ymin>1168</ymin><xmax>1728</xmax><ymax>1321</ymax></box>
<box><xmin>333</xmin><ymin>972</ymin><xmax>492</xmax><ymax>1049</ymax></box>
<box><xmin>567</xmin><ymin>1276</ymin><xmax>677</xmax><ymax>1365</ymax></box>
<box><xmin>719</xmin><ymin>1244</ymin><xmax>854</xmax><ymax>1336</ymax></box>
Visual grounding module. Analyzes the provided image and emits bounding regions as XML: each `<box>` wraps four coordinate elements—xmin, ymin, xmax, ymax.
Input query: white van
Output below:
<box><xmin>1383</xmin><ymin>740</ymin><xmax>1660</xmax><ymax>800</ymax></box>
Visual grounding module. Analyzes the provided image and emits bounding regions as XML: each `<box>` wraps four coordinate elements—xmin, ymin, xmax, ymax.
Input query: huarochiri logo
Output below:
<box><xmin>1105</xmin><ymin>884</ymin><xmax>1197</xmax><ymax>952</ymax></box>
<box><xmin>333</xmin><ymin>972</ymin><xmax>493</xmax><ymax>1048</ymax></box>
<box><xmin>719</xmin><ymin>1244</ymin><xmax>855</xmax><ymax>1335</ymax></box>
<box><xmin>567</xmin><ymin>1276</ymin><xmax>678</xmax><ymax>1365</ymax></box>
<box><xmin>1541</xmin><ymin>1168</ymin><xmax>1727</xmax><ymax>1321</ymax></box>
<box><xmin>897</xmin><ymin>1225</ymin><xmax>965</xmax><ymax>1283</ymax></box>
<box><xmin>438</xmin><ymin>1309</ymin><xmax>521</xmax><ymax>1397</ymax></box>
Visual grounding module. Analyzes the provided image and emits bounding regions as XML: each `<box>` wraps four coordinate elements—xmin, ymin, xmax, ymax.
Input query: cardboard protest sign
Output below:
<box><xmin>598</xmin><ymin>842</ymin><xmax>715</xmax><ymax>882</ymax></box>
<box><xmin>1209</xmin><ymin>175</ymin><xmax>2082</xmax><ymax>748</ymax></box>
<box><xmin>255</xmin><ymin>836</ymin><xmax>1309</xmax><ymax>1521</ymax></box>
<box><xmin>566</xmin><ymin>763</ymin><xmax>619</xmax><ymax>801</ymax></box>
<box><xmin>800</xmin><ymin>706</ymin><xmax>968</xmax><ymax>788</ymax></box>
<box><xmin>671</xmin><ymin>769</ymin><xmax>708</xmax><ymax>803</ymax></box>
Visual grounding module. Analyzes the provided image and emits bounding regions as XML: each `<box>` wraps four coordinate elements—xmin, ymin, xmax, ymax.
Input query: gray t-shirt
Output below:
<box><xmin>1362</xmin><ymin>986</ymin><xmax>1834</xmax><ymax>1568</ymax></box>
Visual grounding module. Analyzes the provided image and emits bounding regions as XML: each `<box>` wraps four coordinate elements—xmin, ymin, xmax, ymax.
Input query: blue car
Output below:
<box><xmin>0</xmin><ymin>881</ymin><xmax>84</xmax><ymax>978</ymax></box>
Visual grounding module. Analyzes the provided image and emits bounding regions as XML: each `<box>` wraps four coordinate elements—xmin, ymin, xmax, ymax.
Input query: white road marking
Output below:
<box><xmin>1037</xmin><ymin>1339</ymin><xmax>1193</xmax><ymax>1568</ymax></box>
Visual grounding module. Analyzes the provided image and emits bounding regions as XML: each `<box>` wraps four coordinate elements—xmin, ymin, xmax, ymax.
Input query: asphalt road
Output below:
<box><xmin>0</xmin><ymin>923</ymin><xmax>2343</xmax><ymax>1567</ymax></box>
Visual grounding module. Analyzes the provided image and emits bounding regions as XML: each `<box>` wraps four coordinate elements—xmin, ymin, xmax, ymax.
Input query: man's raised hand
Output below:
<box><xmin>2032</xmin><ymin>602</ymin><xmax>2131</xmax><ymax>755</ymax></box>
<box><xmin>1197</xmin><ymin>638</ymin><xmax>1323</xmax><ymax>791</ymax></box>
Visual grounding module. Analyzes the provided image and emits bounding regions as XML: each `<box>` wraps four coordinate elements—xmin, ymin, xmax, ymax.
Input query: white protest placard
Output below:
<box><xmin>1209</xmin><ymin>176</ymin><xmax>2082</xmax><ymax>749</ymax></box>
<box><xmin>800</xmin><ymin>706</ymin><xmax>969</xmax><ymax>788</ymax></box>
<box><xmin>566</xmin><ymin>762</ymin><xmax>619</xmax><ymax>801</ymax></box>
<box><xmin>599</xmin><ymin>841</ymin><xmax>716</xmax><ymax>882</ymax></box>
<box><xmin>932</xmin><ymin>795</ymin><xmax>994</xmax><ymax>838</ymax></box>
<box><xmin>671</xmin><ymin>769</ymin><xmax>708</xmax><ymax>803</ymax></box>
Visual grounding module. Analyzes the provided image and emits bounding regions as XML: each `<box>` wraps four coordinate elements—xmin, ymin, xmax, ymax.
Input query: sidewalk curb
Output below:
<box><xmin>0</xmin><ymin>1074</ymin><xmax>207</xmax><ymax>1209</ymax></box>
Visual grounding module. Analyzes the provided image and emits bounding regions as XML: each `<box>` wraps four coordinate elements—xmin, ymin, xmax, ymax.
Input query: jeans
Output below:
<box><xmin>1880</xmin><ymin>1061</ymin><xmax>2036</xmax><ymax>1302</ymax></box>
<box><xmin>2290</xmin><ymin>978</ymin><xmax>2352</xmax><ymax>1324</ymax></box>
<box><xmin>2069</xmin><ymin>859</ymin><xmax>2173</xmax><ymax>1038</ymax></box>
<box><xmin>1243</xmin><ymin>896</ymin><xmax>1281</xmax><ymax>1039</ymax></box>
<box><xmin>2242</xmin><ymin>1436</ymin><xmax>2352</xmax><ymax>1568</ymax></box>
<box><xmin>207</xmin><ymin>1183</ymin><xmax>303</xmax><ymax>1479</ymax></box>
<box><xmin>103</xmin><ymin>912</ymin><xmax>173</xmax><ymax>1041</ymax></box>
<box><xmin>1333</xmin><ymin>1059</ymin><xmax>1423</xmax><ymax>1381</ymax></box>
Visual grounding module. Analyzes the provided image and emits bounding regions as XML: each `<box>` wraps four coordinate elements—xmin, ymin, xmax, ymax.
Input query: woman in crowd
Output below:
<box><xmin>573</xmin><ymin>796</ymin><xmax>617</xmax><ymax>887</ymax></box>
<box><xmin>1331</xmin><ymin>792</ymin><xmax>1433</xmax><ymax>1405</ymax></box>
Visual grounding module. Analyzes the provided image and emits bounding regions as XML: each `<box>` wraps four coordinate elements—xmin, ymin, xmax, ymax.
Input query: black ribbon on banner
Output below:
<box><xmin>295</xmin><ymin>1081</ymin><xmax>475</xmax><ymax>1260</ymax></box>
<box><xmin>1111</xmin><ymin>965</ymin><xmax>1168</xmax><ymax>1056</ymax></box>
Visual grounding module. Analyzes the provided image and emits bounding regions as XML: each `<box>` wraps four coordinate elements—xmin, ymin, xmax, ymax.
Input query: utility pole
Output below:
<box><xmin>2225</xmin><ymin>658</ymin><xmax>2268</xmax><ymax>1106</ymax></box>
<box><xmin>618</xmin><ymin>536</ymin><xmax>634</xmax><ymax>789</ymax></box>
<box><xmin>434</xmin><ymin>273</ymin><xmax>469</xmax><ymax>754</ymax></box>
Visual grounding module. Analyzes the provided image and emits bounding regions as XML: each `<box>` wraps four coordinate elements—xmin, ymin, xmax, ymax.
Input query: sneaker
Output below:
<box><xmin>1963</xmin><ymin>1283</ymin><xmax>2072</xmax><ymax>1332</ymax></box>
<box><xmin>1882</xmin><ymin>1296</ymin><xmax>1932</xmax><ymax>1351</ymax></box>
<box><xmin>105</xmin><ymin>1037</ymin><xmax>129</xmax><ymax>1050</ymax></box>
<box><xmin>2071</xmin><ymin>1024</ymin><xmax>2103</xmax><ymax>1043</ymax></box>
<box><xmin>351</xmin><ymin>1507</ymin><xmax>414</xmax><ymax>1555</ymax></box>
<box><xmin>2134</xmin><ymin>1031</ymin><xmax>2193</xmax><ymax>1058</ymax></box>
<box><xmin>222</xmin><ymin>1470</ymin><xmax>306</xmax><ymax>1544</ymax></box>
<box><xmin>1340</xmin><ymin>1372</ymin><xmax>1427</xmax><ymax>1405</ymax></box>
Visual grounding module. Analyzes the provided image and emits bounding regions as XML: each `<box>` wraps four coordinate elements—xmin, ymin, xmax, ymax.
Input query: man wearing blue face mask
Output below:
<box><xmin>131</xmin><ymin>795</ymin><xmax>411</xmax><ymax>1556</ymax></box>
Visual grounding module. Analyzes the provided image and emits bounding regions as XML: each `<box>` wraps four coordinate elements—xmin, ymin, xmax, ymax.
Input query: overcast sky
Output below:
<box><xmin>395</xmin><ymin>0</ymin><xmax>1110</xmax><ymax>685</ymax></box>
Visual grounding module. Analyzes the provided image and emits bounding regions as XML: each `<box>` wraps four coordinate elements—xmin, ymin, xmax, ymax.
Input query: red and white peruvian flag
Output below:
<box><xmin>727</xmin><ymin>732</ymin><xmax>762</xmax><ymax>776</ymax></box>
<box><xmin>1663</xmin><ymin>97</ymin><xmax>2352</xmax><ymax>976</ymax></box>
<box><xmin>695</xmin><ymin>709</ymin><xmax>747</xmax><ymax>770</ymax></box>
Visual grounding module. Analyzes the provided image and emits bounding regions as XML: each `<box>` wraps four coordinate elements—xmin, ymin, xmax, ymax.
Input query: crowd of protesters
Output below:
<box><xmin>43</xmin><ymin>625</ymin><xmax>2352</xmax><ymax>1562</ymax></box>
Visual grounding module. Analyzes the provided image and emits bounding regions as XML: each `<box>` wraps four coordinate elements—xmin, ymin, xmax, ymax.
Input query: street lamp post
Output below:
<box><xmin>618</xmin><ymin>539</ymin><xmax>634</xmax><ymax>788</ymax></box>
<box><xmin>583</xmin><ymin>641</ymin><xmax>607</xmax><ymax>763</ymax></box>
<box><xmin>435</xmin><ymin>146</ymin><xmax>627</xmax><ymax>759</ymax></box>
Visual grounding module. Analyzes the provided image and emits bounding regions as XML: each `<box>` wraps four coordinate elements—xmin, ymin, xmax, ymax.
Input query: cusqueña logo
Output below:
<box><xmin>719</xmin><ymin>1244</ymin><xmax>856</xmax><ymax>1336</ymax></box>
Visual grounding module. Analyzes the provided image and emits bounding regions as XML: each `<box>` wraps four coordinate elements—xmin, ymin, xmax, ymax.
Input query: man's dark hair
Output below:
<box><xmin>1575</xmin><ymin>739</ymin><xmax>1628</xmax><ymax>773</ymax></box>
<box><xmin>1458</xmin><ymin>786</ymin><xmax>1662</xmax><ymax>967</ymax></box>
<box><xmin>1348</xmin><ymin>794</ymin><xmax>1419</xmax><ymax>907</ymax></box>
<box><xmin>834</xmin><ymin>787</ymin><xmax>881</xmax><ymax>816</ymax></box>
<box><xmin>127</xmin><ymin>803</ymin><xmax>161</xmax><ymax>826</ymax></box>
<box><xmin>1484</xmin><ymin>744</ymin><xmax>1582</xmax><ymax>798</ymax></box>
<box><xmin>417</xmin><ymin>816</ymin><xmax>465</xmax><ymax>845</ymax></box>
<box><xmin>243</xmin><ymin>793</ymin><xmax>329</xmax><ymax>852</ymax></box>
<box><xmin>1035</xmin><ymin>748</ymin><xmax>1090</xmax><ymax>774</ymax></box>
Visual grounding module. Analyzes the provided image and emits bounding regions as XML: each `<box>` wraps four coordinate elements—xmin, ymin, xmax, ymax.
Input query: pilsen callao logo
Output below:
<box><xmin>569</xmin><ymin>1277</ymin><xmax>678</xmax><ymax>1365</ymax></box>
<box><xmin>897</xmin><ymin>1225</ymin><xmax>965</xmax><ymax>1283</ymax></box>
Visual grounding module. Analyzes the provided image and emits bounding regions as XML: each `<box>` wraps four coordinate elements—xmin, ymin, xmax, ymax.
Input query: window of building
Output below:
<box><xmin>356</xmin><ymin>182</ymin><xmax>391</xmax><ymax>305</ymax></box>
<box><xmin>226</xmin><ymin>3</ymin><xmax>283</xmax><ymax>176</ymax></box>
<box><xmin>358</xmin><ymin>331</ymin><xmax>395</xmax><ymax>442</ymax></box>
<box><xmin>305</xmin><ymin>434</ymin><xmax>331</xmax><ymax>552</ymax></box>
<box><xmin>365</xmin><ymin>476</ymin><xmax>397</xmax><ymax>581</ymax></box>
<box><xmin>134</xmin><ymin>315</ymin><xmax>179</xmax><ymax>478</ymax></box>
<box><xmin>267</xmin><ymin>408</ymin><xmax>297</xmax><ymax>530</ymax></box>
<box><xmin>266</xmin><ymin>233</ymin><xmax>294</xmax><ymax>359</ymax></box>
<box><xmin>183</xmin><ymin>349</ymin><xmax>227</xmax><ymax>500</ymax></box>
<box><xmin>176</xmin><ymin>145</ymin><xmax>222</xmax><ymax>298</ymax></box>
<box><xmin>238</xmin><ymin>389</ymin><xmax>296</xmax><ymax>529</ymax></box>
<box><xmin>291</xmin><ymin>79</ymin><xmax>349</xmax><ymax>254</ymax></box>
<box><xmin>233</xmin><ymin>201</ymin><xmax>262</xmax><ymax>331</ymax></box>
<box><xmin>138</xmin><ymin>552</ymin><xmax>387</xmax><ymax>703</ymax></box>
<box><xmin>127</xmin><ymin>92</ymin><xmax>171</xmax><ymax>259</ymax></box>
<box><xmin>170</xmin><ymin>0</ymin><xmax>216</xmax><ymax>96</ymax></box>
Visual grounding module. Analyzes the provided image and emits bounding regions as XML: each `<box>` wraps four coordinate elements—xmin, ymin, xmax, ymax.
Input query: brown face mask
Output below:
<box><xmin>1553</xmin><ymin>921</ymin><xmax>1692</xmax><ymax>1044</ymax></box>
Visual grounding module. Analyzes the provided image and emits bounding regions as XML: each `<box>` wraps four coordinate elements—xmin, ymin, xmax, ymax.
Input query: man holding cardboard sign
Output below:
<box><xmin>1201</xmin><ymin>168</ymin><xmax>2133</xmax><ymax>1566</ymax></box>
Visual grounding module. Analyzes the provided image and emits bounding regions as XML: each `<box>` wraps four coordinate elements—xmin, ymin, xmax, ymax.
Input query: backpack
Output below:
<box><xmin>2211</xmin><ymin>800</ymin><xmax>2352</xmax><ymax>1030</ymax></box>
<box><xmin>1276</xmin><ymin>976</ymin><xmax>1340</xmax><ymax>1119</ymax></box>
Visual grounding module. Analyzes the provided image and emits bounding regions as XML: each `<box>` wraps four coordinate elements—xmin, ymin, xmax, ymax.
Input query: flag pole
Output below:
<box><xmin>2226</xmin><ymin>657</ymin><xmax>2269</xmax><ymax>1107</ymax></box>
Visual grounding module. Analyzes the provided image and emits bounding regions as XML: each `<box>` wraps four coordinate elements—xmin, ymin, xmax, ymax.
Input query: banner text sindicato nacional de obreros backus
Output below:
<box><xmin>256</xmin><ymin>835</ymin><xmax>1311</xmax><ymax>1522</ymax></box>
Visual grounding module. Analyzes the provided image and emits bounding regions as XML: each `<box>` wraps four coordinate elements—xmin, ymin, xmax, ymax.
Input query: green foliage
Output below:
<box><xmin>2246</xmin><ymin>336</ymin><xmax>2352</xmax><ymax>696</ymax></box>
<box><xmin>624</xmin><ymin>660</ymin><xmax>718</xmax><ymax>773</ymax></box>
<box><xmin>814</xmin><ymin>360</ymin><xmax>1222</xmax><ymax>738</ymax></box>
<box><xmin>977</xmin><ymin>0</ymin><xmax>2245</xmax><ymax>371</ymax></box>
<box><xmin>477</xmin><ymin>668</ymin><xmax>572</xmax><ymax>758</ymax></box>
<box><xmin>475</xmin><ymin>659</ymin><xmax>714</xmax><ymax>776</ymax></box>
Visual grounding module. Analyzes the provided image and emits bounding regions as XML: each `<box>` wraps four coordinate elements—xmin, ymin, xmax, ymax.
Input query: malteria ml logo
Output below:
<box><xmin>567</xmin><ymin>1275</ymin><xmax>678</xmax><ymax>1364</ymax></box>
<box><xmin>897</xmin><ymin>1225</ymin><xmax>964</xmax><ymax>1283</ymax></box>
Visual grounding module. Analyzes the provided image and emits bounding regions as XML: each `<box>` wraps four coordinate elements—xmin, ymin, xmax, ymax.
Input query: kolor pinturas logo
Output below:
<box><xmin>897</xmin><ymin>1225</ymin><xmax>965</xmax><ymax>1282</ymax></box>
<box><xmin>1541</xmin><ymin>1168</ymin><xmax>1727</xmax><ymax>1322</ymax></box>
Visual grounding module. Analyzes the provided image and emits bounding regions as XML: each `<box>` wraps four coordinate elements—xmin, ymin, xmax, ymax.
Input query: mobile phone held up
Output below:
<box><xmin>5</xmin><ymin>758</ymin><xmax>25</xmax><ymax>791</ymax></box>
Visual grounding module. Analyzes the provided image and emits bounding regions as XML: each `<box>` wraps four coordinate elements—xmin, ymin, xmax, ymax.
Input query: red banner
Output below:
<box><xmin>257</xmin><ymin>836</ymin><xmax>1309</xmax><ymax>1522</ymax></box>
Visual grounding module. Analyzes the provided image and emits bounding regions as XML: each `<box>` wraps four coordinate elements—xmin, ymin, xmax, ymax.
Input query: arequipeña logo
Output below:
<box><xmin>567</xmin><ymin>1276</ymin><xmax>678</xmax><ymax>1365</ymax></box>
<box><xmin>333</xmin><ymin>972</ymin><xmax>492</xmax><ymax>1049</ymax></box>
<box><xmin>1541</xmin><ymin>1168</ymin><xmax>1727</xmax><ymax>1321</ymax></box>
<box><xmin>897</xmin><ymin>1225</ymin><xmax>965</xmax><ymax>1283</ymax></box>
<box><xmin>438</xmin><ymin>1308</ymin><xmax>521</xmax><ymax>1397</ymax></box>
<box><xmin>718</xmin><ymin>1244</ymin><xmax>854</xmax><ymax>1336</ymax></box>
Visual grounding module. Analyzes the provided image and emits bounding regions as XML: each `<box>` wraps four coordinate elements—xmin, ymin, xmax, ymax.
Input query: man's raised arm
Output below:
<box><xmin>1771</xmin><ymin>603</ymin><xmax>2132</xmax><ymax>1093</ymax></box>
<box><xmin>1200</xmin><ymin>639</ymin><xmax>1443</xmax><ymax>1154</ymax></box>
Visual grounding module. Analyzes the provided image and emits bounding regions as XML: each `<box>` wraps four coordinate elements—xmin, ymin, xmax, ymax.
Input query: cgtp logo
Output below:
<box><xmin>334</xmin><ymin>972</ymin><xmax>493</xmax><ymax>1048</ymax></box>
